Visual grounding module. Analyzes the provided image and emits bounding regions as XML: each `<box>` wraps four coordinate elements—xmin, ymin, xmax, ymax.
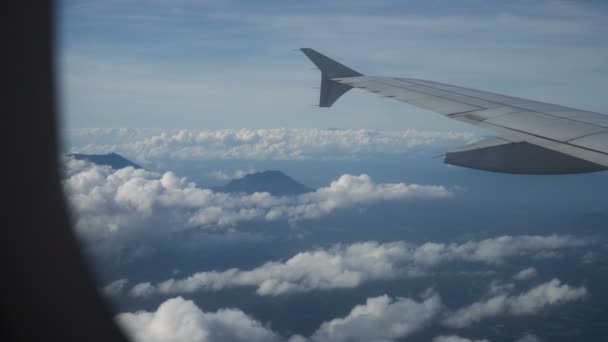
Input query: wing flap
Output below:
<box><xmin>476</xmin><ymin>124</ymin><xmax>608</xmax><ymax>167</ymax></box>
<box><xmin>445</xmin><ymin>137</ymin><xmax>607</xmax><ymax>174</ymax></box>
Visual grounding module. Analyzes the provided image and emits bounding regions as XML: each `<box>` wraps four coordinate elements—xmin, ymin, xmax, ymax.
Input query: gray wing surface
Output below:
<box><xmin>300</xmin><ymin>48</ymin><xmax>608</xmax><ymax>174</ymax></box>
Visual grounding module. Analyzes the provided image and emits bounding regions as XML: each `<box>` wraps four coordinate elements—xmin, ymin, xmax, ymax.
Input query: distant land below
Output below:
<box><xmin>67</xmin><ymin>152</ymin><xmax>144</xmax><ymax>170</ymax></box>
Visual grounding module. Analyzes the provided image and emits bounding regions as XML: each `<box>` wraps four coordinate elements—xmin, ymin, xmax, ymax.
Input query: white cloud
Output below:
<box><xmin>117</xmin><ymin>285</ymin><xmax>579</xmax><ymax>342</ymax></box>
<box><xmin>65</xmin><ymin>128</ymin><xmax>476</xmax><ymax>163</ymax></box>
<box><xmin>507</xmin><ymin>279</ymin><xmax>587</xmax><ymax>315</ymax></box>
<box><xmin>310</xmin><ymin>293</ymin><xmax>441</xmax><ymax>342</ymax></box>
<box><xmin>62</xmin><ymin>157</ymin><xmax>453</xmax><ymax>263</ymax></box>
<box><xmin>433</xmin><ymin>335</ymin><xmax>489</xmax><ymax>342</ymax></box>
<box><xmin>116</xmin><ymin>296</ymin><xmax>281</xmax><ymax>342</ymax></box>
<box><xmin>487</xmin><ymin>280</ymin><xmax>514</xmax><ymax>296</ymax></box>
<box><xmin>513</xmin><ymin>267</ymin><xmax>537</xmax><ymax>281</ymax></box>
<box><xmin>287</xmin><ymin>336</ymin><xmax>309</xmax><ymax>342</ymax></box>
<box><xmin>130</xmin><ymin>282</ymin><xmax>155</xmax><ymax>298</ymax></box>
<box><xmin>443</xmin><ymin>279</ymin><xmax>587</xmax><ymax>328</ymax></box>
<box><xmin>420</xmin><ymin>235</ymin><xmax>587</xmax><ymax>266</ymax></box>
<box><xmin>210</xmin><ymin>167</ymin><xmax>257</xmax><ymax>181</ymax></box>
<box><xmin>102</xmin><ymin>278</ymin><xmax>129</xmax><ymax>296</ymax></box>
<box><xmin>62</xmin><ymin>158</ymin><xmax>452</xmax><ymax>239</ymax></box>
<box><xmin>515</xmin><ymin>333</ymin><xmax>540</xmax><ymax>342</ymax></box>
<box><xmin>400</xmin><ymin>234</ymin><xmax>588</xmax><ymax>267</ymax></box>
<box><xmin>133</xmin><ymin>241</ymin><xmax>410</xmax><ymax>297</ymax></box>
<box><xmin>117</xmin><ymin>293</ymin><xmax>443</xmax><ymax>342</ymax></box>
<box><xmin>130</xmin><ymin>235</ymin><xmax>588</xmax><ymax>297</ymax></box>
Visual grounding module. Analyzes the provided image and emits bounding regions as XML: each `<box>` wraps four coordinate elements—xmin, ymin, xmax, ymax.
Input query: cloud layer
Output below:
<box><xmin>65</xmin><ymin>128</ymin><xmax>475</xmax><ymax>163</ymax></box>
<box><xmin>116</xmin><ymin>296</ymin><xmax>281</xmax><ymax>342</ymax></box>
<box><xmin>63</xmin><ymin>158</ymin><xmax>452</xmax><ymax>239</ymax></box>
<box><xmin>129</xmin><ymin>235</ymin><xmax>587</xmax><ymax>297</ymax></box>
<box><xmin>443</xmin><ymin>279</ymin><xmax>587</xmax><ymax>328</ymax></box>
<box><xmin>102</xmin><ymin>278</ymin><xmax>129</xmax><ymax>297</ymax></box>
<box><xmin>433</xmin><ymin>336</ymin><xmax>489</xmax><ymax>342</ymax></box>
<box><xmin>210</xmin><ymin>167</ymin><xmax>257</xmax><ymax>181</ymax></box>
<box><xmin>513</xmin><ymin>267</ymin><xmax>537</xmax><ymax>281</ymax></box>
<box><xmin>119</xmin><ymin>279</ymin><xmax>584</xmax><ymax>342</ymax></box>
<box><xmin>309</xmin><ymin>293</ymin><xmax>441</xmax><ymax>342</ymax></box>
<box><xmin>515</xmin><ymin>334</ymin><xmax>541</xmax><ymax>342</ymax></box>
<box><xmin>117</xmin><ymin>293</ymin><xmax>442</xmax><ymax>342</ymax></box>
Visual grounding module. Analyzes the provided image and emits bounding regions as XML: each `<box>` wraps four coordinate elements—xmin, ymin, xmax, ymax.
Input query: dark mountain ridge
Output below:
<box><xmin>67</xmin><ymin>152</ymin><xmax>143</xmax><ymax>170</ymax></box>
<box><xmin>215</xmin><ymin>170</ymin><xmax>313</xmax><ymax>196</ymax></box>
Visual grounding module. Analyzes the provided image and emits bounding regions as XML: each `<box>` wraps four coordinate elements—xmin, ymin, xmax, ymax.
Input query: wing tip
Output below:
<box><xmin>299</xmin><ymin>48</ymin><xmax>362</xmax><ymax>107</ymax></box>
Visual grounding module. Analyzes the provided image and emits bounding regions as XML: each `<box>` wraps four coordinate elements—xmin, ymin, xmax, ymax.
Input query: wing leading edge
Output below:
<box><xmin>300</xmin><ymin>48</ymin><xmax>608</xmax><ymax>174</ymax></box>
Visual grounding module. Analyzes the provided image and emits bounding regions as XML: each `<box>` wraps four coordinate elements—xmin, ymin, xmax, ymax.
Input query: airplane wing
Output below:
<box><xmin>300</xmin><ymin>48</ymin><xmax>608</xmax><ymax>174</ymax></box>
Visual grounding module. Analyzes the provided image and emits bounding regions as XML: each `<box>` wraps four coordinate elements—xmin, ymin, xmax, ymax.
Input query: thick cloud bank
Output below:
<box><xmin>62</xmin><ymin>158</ymin><xmax>452</xmax><ymax>238</ymax></box>
<box><xmin>118</xmin><ymin>283</ymin><xmax>580</xmax><ymax>342</ymax></box>
<box><xmin>130</xmin><ymin>235</ymin><xmax>587</xmax><ymax>297</ymax></box>
<box><xmin>116</xmin><ymin>296</ymin><xmax>281</xmax><ymax>342</ymax></box>
<box><xmin>117</xmin><ymin>293</ymin><xmax>441</xmax><ymax>342</ymax></box>
<box><xmin>65</xmin><ymin>128</ymin><xmax>475</xmax><ymax>162</ymax></box>
<box><xmin>310</xmin><ymin>293</ymin><xmax>441</xmax><ymax>342</ymax></box>
<box><xmin>443</xmin><ymin>279</ymin><xmax>587</xmax><ymax>328</ymax></box>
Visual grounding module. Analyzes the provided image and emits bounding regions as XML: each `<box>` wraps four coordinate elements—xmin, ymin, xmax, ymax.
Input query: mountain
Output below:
<box><xmin>216</xmin><ymin>170</ymin><xmax>313</xmax><ymax>196</ymax></box>
<box><xmin>67</xmin><ymin>152</ymin><xmax>143</xmax><ymax>170</ymax></box>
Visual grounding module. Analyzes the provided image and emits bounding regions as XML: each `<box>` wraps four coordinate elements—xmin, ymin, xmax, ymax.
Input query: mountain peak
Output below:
<box><xmin>218</xmin><ymin>170</ymin><xmax>313</xmax><ymax>196</ymax></box>
<box><xmin>67</xmin><ymin>152</ymin><xmax>143</xmax><ymax>170</ymax></box>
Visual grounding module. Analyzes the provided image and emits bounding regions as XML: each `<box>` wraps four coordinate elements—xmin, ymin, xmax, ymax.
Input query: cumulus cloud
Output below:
<box><xmin>309</xmin><ymin>293</ymin><xmax>441</xmax><ymax>342</ymax></box>
<box><xmin>515</xmin><ymin>333</ymin><xmax>540</xmax><ymax>342</ymax></box>
<box><xmin>427</xmin><ymin>236</ymin><xmax>587</xmax><ymax>266</ymax></box>
<box><xmin>487</xmin><ymin>280</ymin><xmax>514</xmax><ymax>296</ymax></box>
<box><xmin>118</xmin><ymin>293</ymin><xmax>443</xmax><ymax>342</ymax></box>
<box><xmin>133</xmin><ymin>241</ymin><xmax>410</xmax><ymax>297</ymax></box>
<box><xmin>62</xmin><ymin>158</ymin><xmax>452</xmax><ymax>238</ymax></box>
<box><xmin>443</xmin><ymin>279</ymin><xmax>587</xmax><ymax>328</ymax></box>
<box><xmin>401</xmin><ymin>234</ymin><xmax>588</xmax><ymax>267</ymax></box>
<box><xmin>513</xmin><ymin>267</ymin><xmax>537</xmax><ymax>281</ymax></box>
<box><xmin>116</xmin><ymin>296</ymin><xmax>281</xmax><ymax>342</ymax></box>
<box><xmin>210</xmin><ymin>167</ymin><xmax>257</xmax><ymax>181</ymax></box>
<box><xmin>102</xmin><ymin>278</ymin><xmax>129</xmax><ymax>296</ymax></box>
<box><xmin>433</xmin><ymin>336</ymin><xmax>490</xmax><ymax>342</ymax></box>
<box><xmin>65</xmin><ymin>128</ymin><xmax>476</xmax><ymax>163</ymax></box>
<box><xmin>130</xmin><ymin>282</ymin><xmax>155</xmax><ymax>298</ymax></box>
<box><xmin>117</xmin><ymin>287</ymin><xmax>578</xmax><ymax>342</ymax></box>
<box><xmin>130</xmin><ymin>235</ymin><xmax>588</xmax><ymax>297</ymax></box>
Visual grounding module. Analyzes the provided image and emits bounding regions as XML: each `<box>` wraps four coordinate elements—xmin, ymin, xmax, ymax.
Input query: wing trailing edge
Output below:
<box><xmin>445</xmin><ymin>138</ymin><xmax>606</xmax><ymax>174</ymax></box>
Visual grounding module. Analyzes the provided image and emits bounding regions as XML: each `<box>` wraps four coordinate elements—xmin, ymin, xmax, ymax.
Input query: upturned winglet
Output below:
<box><xmin>300</xmin><ymin>48</ymin><xmax>363</xmax><ymax>107</ymax></box>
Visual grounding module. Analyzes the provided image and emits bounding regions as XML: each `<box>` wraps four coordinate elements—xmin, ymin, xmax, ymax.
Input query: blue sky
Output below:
<box><xmin>57</xmin><ymin>0</ymin><xmax>608</xmax><ymax>131</ymax></box>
